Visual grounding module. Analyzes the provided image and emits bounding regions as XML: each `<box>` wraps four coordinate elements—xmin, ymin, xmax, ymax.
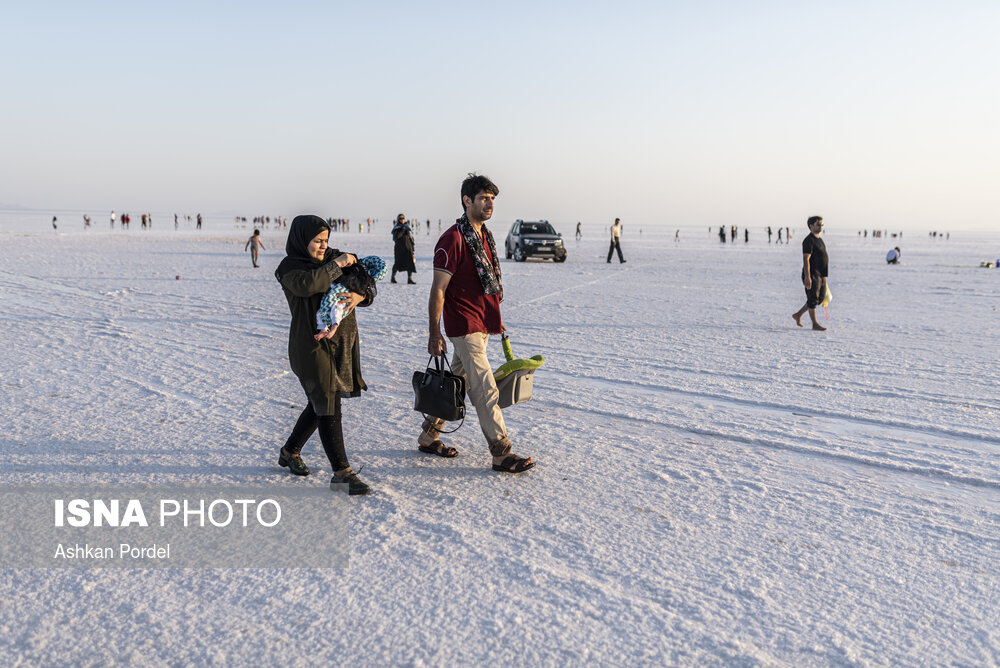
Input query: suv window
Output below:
<box><xmin>522</xmin><ymin>223</ymin><xmax>555</xmax><ymax>235</ymax></box>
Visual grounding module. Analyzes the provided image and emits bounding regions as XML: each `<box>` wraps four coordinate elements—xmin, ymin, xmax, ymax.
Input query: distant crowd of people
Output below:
<box><xmin>235</xmin><ymin>216</ymin><xmax>287</xmax><ymax>229</ymax></box>
<box><xmin>859</xmin><ymin>229</ymin><xmax>907</xmax><ymax>239</ymax></box>
<box><xmin>707</xmin><ymin>225</ymin><xmax>788</xmax><ymax>244</ymax></box>
<box><xmin>318</xmin><ymin>218</ymin><xmax>444</xmax><ymax>235</ymax></box>
<box><xmin>68</xmin><ymin>211</ymin><xmax>210</xmax><ymax>230</ymax></box>
<box><xmin>68</xmin><ymin>211</ymin><xmax>294</xmax><ymax>231</ymax></box>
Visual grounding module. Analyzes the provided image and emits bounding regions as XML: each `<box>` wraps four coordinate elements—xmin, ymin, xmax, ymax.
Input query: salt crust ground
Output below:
<box><xmin>1</xmin><ymin>217</ymin><xmax>997</xmax><ymax>666</ymax></box>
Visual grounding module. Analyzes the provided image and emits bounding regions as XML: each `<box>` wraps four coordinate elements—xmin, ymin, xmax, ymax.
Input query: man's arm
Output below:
<box><xmin>428</xmin><ymin>269</ymin><xmax>452</xmax><ymax>356</ymax></box>
<box><xmin>802</xmin><ymin>253</ymin><xmax>812</xmax><ymax>289</ymax></box>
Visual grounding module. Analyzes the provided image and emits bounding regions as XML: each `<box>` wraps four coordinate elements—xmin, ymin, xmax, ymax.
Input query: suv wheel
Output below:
<box><xmin>506</xmin><ymin>243</ymin><xmax>512</xmax><ymax>259</ymax></box>
<box><xmin>513</xmin><ymin>245</ymin><xmax>526</xmax><ymax>262</ymax></box>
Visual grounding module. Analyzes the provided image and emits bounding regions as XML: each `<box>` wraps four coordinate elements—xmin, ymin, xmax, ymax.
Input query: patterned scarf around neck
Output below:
<box><xmin>458</xmin><ymin>214</ymin><xmax>503</xmax><ymax>303</ymax></box>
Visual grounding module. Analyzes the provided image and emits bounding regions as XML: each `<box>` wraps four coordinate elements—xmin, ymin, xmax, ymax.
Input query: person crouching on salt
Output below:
<box><xmin>315</xmin><ymin>256</ymin><xmax>387</xmax><ymax>340</ymax></box>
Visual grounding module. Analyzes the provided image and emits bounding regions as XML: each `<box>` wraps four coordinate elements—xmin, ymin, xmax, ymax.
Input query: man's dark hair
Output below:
<box><xmin>807</xmin><ymin>216</ymin><xmax>823</xmax><ymax>226</ymax></box>
<box><xmin>461</xmin><ymin>173</ymin><xmax>499</xmax><ymax>211</ymax></box>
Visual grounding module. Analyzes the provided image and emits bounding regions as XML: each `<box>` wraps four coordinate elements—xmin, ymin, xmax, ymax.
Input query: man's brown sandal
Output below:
<box><xmin>417</xmin><ymin>440</ymin><xmax>458</xmax><ymax>458</ymax></box>
<box><xmin>492</xmin><ymin>454</ymin><xmax>534</xmax><ymax>473</ymax></box>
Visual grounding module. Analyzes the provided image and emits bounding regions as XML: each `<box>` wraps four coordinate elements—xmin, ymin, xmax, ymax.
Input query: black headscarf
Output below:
<box><xmin>275</xmin><ymin>215</ymin><xmax>333</xmax><ymax>282</ymax></box>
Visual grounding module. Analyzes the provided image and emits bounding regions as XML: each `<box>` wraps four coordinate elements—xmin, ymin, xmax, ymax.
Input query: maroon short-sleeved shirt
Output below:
<box><xmin>433</xmin><ymin>224</ymin><xmax>502</xmax><ymax>337</ymax></box>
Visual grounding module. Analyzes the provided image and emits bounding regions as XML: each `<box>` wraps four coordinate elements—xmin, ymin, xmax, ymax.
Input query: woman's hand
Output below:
<box><xmin>334</xmin><ymin>253</ymin><xmax>357</xmax><ymax>268</ymax></box>
<box><xmin>337</xmin><ymin>291</ymin><xmax>365</xmax><ymax>317</ymax></box>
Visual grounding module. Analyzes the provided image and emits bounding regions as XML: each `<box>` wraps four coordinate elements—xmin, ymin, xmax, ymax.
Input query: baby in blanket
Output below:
<box><xmin>314</xmin><ymin>255</ymin><xmax>387</xmax><ymax>341</ymax></box>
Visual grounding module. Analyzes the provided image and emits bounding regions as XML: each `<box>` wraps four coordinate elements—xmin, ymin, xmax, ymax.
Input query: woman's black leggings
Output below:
<box><xmin>281</xmin><ymin>396</ymin><xmax>349</xmax><ymax>471</ymax></box>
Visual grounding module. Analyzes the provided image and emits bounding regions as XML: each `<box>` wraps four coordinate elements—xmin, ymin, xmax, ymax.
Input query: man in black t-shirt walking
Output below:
<box><xmin>793</xmin><ymin>215</ymin><xmax>829</xmax><ymax>331</ymax></box>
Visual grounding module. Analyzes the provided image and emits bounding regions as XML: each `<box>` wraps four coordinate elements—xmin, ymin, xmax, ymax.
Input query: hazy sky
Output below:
<box><xmin>2</xmin><ymin>1</ymin><xmax>997</xmax><ymax>230</ymax></box>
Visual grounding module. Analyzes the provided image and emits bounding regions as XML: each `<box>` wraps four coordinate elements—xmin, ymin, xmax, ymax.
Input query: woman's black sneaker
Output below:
<box><xmin>330</xmin><ymin>467</ymin><xmax>370</xmax><ymax>495</ymax></box>
<box><xmin>278</xmin><ymin>448</ymin><xmax>310</xmax><ymax>476</ymax></box>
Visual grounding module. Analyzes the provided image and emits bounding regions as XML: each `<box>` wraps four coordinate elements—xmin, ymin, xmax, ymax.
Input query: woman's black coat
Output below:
<box><xmin>275</xmin><ymin>215</ymin><xmax>370</xmax><ymax>415</ymax></box>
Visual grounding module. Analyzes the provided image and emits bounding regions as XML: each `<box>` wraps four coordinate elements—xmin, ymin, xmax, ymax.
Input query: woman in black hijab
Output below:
<box><xmin>391</xmin><ymin>213</ymin><xmax>417</xmax><ymax>283</ymax></box>
<box><xmin>274</xmin><ymin>215</ymin><xmax>373</xmax><ymax>495</ymax></box>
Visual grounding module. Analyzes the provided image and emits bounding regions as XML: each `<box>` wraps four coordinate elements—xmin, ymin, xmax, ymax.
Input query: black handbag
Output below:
<box><xmin>412</xmin><ymin>355</ymin><xmax>466</xmax><ymax>427</ymax></box>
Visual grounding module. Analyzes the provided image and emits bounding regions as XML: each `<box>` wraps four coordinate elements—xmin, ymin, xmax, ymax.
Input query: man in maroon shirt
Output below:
<box><xmin>416</xmin><ymin>174</ymin><xmax>535</xmax><ymax>473</ymax></box>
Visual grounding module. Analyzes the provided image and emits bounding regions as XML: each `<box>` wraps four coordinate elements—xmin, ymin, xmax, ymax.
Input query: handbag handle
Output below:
<box><xmin>425</xmin><ymin>354</ymin><xmax>454</xmax><ymax>374</ymax></box>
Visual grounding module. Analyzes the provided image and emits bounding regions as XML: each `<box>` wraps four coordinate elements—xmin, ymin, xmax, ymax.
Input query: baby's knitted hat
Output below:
<box><xmin>359</xmin><ymin>256</ymin><xmax>388</xmax><ymax>282</ymax></box>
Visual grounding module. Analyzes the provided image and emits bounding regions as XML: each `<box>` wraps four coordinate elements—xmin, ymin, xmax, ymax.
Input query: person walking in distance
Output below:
<box><xmin>390</xmin><ymin>213</ymin><xmax>417</xmax><ymax>284</ymax></box>
<box><xmin>793</xmin><ymin>216</ymin><xmax>829</xmax><ymax>331</ymax></box>
<box><xmin>245</xmin><ymin>229</ymin><xmax>265</xmax><ymax>268</ymax></box>
<box><xmin>416</xmin><ymin>173</ymin><xmax>535</xmax><ymax>473</ymax></box>
<box><xmin>607</xmin><ymin>218</ymin><xmax>626</xmax><ymax>263</ymax></box>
